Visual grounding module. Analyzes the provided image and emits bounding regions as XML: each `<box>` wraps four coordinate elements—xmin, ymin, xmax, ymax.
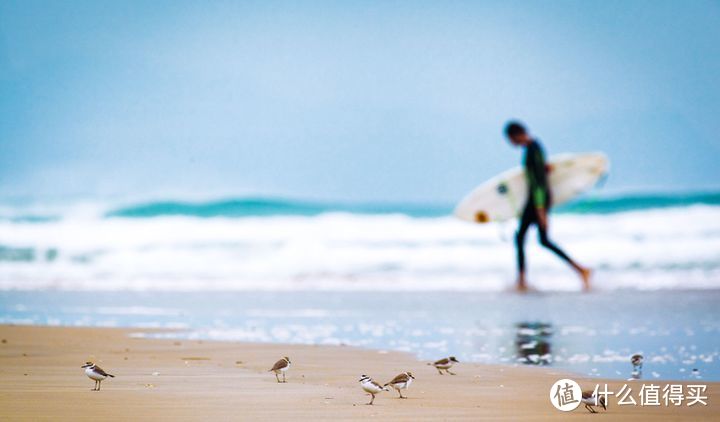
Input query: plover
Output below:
<box><xmin>631</xmin><ymin>354</ymin><xmax>643</xmax><ymax>370</ymax></box>
<box><xmin>81</xmin><ymin>362</ymin><xmax>114</xmax><ymax>391</ymax></box>
<box><xmin>631</xmin><ymin>353</ymin><xmax>643</xmax><ymax>378</ymax></box>
<box><xmin>269</xmin><ymin>356</ymin><xmax>291</xmax><ymax>383</ymax></box>
<box><xmin>581</xmin><ymin>390</ymin><xmax>607</xmax><ymax>413</ymax></box>
<box><xmin>384</xmin><ymin>371</ymin><xmax>415</xmax><ymax>399</ymax></box>
<box><xmin>428</xmin><ymin>356</ymin><xmax>459</xmax><ymax>375</ymax></box>
<box><xmin>358</xmin><ymin>374</ymin><xmax>388</xmax><ymax>405</ymax></box>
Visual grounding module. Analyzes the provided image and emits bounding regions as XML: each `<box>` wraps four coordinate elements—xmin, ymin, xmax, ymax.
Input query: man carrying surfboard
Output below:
<box><xmin>504</xmin><ymin>121</ymin><xmax>592</xmax><ymax>291</ymax></box>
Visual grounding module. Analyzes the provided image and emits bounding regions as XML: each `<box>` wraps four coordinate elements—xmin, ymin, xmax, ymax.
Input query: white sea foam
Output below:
<box><xmin>0</xmin><ymin>205</ymin><xmax>718</xmax><ymax>291</ymax></box>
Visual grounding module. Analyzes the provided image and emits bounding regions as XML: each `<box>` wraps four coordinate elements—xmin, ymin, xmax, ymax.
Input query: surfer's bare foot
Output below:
<box><xmin>579</xmin><ymin>267</ymin><xmax>592</xmax><ymax>291</ymax></box>
<box><xmin>516</xmin><ymin>274</ymin><xmax>528</xmax><ymax>292</ymax></box>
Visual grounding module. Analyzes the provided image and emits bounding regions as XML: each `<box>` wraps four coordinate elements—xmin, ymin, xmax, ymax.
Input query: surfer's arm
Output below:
<box><xmin>527</xmin><ymin>144</ymin><xmax>548</xmax><ymax>207</ymax></box>
<box><xmin>536</xmin><ymin>207</ymin><xmax>548</xmax><ymax>230</ymax></box>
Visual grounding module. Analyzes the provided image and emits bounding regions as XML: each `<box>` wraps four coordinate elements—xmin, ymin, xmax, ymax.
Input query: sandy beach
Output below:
<box><xmin>0</xmin><ymin>325</ymin><xmax>716</xmax><ymax>420</ymax></box>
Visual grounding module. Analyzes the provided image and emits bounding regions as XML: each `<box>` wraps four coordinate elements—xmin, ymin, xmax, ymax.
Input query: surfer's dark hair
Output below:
<box><xmin>504</xmin><ymin>121</ymin><xmax>527</xmax><ymax>138</ymax></box>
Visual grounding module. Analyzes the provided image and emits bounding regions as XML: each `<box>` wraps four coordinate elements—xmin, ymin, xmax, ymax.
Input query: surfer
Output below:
<box><xmin>504</xmin><ymin>121</ymin><xmax>592</xmax><ymax>291</ymax></box>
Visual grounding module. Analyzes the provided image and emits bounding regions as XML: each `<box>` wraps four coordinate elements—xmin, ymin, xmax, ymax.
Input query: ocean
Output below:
<box><xmin>1</xmin><ymin>192</ymin><xmax>719</xmax><ymax>380</ymax></box>
<box><xmin>0</xmin><ymin>192</ymin><xmax>718</xmax><ymax>291</ymax></box>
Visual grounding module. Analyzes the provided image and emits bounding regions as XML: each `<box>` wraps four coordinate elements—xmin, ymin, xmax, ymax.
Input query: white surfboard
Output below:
<box><xmin>454</xmin><ymin>152</ymin><xmax>609</xmax><ymax>223</ymax></box>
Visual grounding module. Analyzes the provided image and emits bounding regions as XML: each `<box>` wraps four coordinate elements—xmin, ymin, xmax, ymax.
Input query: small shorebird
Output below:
<box><xmin>384</xmin><ymin>371</ymin><xmax>415</xmax><ymax>399</ymax></box>
<box><xmin>631</xmin><ymin>353</ymin><xmax>644</xmax><ymax>378</ymax></box>
<box><xmin>81</xmin><ymin>362</ymin><xmax>114</xmax><ymax>391</ymax></box>
<box><xmin>428</xmin><ymin>356</ymin><xmax>459</xmax><ymax>375</ymax></box>
<box><xmin>358</xmin><ymin>374</ymin><xmax>388</xmax><ymax>405</ymax></box>
<box><xmin>581</xmin><ymin>390</ymin><xmax>607</xmax><ymax>413</ymax></box>
<box><xmin>631</xmin><ymin>354</ymin><xmax>643</xmax><ymax>370</ymax></box>
<box><xmin>269</xmin><ymin>356</ymin><xmax>291</xmax><ymax>383</ymax></box>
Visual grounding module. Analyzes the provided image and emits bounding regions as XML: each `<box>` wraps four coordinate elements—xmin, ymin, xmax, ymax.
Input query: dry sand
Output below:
<box><xmin>0</xmin><ymin>325</ymin><xmax>717</xmax><ymax>420</ymax></box>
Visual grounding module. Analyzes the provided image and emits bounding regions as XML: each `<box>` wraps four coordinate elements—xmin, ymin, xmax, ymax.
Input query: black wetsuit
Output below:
<box><xmin>515</xmin><ymin>140</ymin><xmax>573</xmax><ymax>272</ymax></box>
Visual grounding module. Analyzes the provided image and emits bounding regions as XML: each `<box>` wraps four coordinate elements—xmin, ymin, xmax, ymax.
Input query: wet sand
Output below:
<box><xmin>0</xmin><ymin>325</ymin><xmax>717</xmax><ymax>420</ymax></box>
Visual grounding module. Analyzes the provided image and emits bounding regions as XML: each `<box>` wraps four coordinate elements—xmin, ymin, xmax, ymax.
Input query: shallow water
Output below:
<box><xmin>2</xmin><ymin>290</ymin><xmax>718</xmax><ymax>381</ymax></box>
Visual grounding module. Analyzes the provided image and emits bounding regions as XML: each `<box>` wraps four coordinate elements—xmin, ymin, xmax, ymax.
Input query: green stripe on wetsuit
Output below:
<box><xmin>524</xmin><ymin>140</ymin><xmax>548</xmax><ymax>206</ymax></box>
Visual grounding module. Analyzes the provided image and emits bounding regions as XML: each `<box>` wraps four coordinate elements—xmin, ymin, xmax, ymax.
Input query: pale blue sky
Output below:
<box><xmin>1</xmin><ymin>0</ymin><xmax>719</xmax><ymax>201</ymax></box>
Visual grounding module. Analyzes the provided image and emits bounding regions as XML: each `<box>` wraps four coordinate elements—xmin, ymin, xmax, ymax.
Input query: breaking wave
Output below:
<box><xmin>0</xmin><ymin>193</ymin><xmax>718</xmax><ymax>291</ymax></box>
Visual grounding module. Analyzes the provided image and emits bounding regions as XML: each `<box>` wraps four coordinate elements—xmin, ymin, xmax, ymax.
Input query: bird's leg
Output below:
<box><xmin>585</xmin><ymin>404</ymin><xmax>596</xmax><ymax>413</ymax></box>
<box><xmin>282</xmin><ymin>372</ymin><xmax>286</xmax><ymax>383</ymax></box>
<box><xmin>399</xmin><ymin>390</ymin><xmax>405</xmax><ymax>399</ymax></box>
<box><xmin>97</xmin><ymin>380</ymin><xmax>101</xmax><ymax>391</ymax></box>
<box><xmin>437</xmin><ymin>368</ymin><xmax>443</xmax><ymax>375</ymax></box>
<box><xmin>367</xmin><ymin>394</ymin><xmax>374</xmax><ymax>405</ymax></box>
<box><xmin>275</xmin><ymin>373</ymin><xmax>280</xmax><ymax>383</ymax></box>
<box><xmin>447</xmin><ymin>369</ymin><xmax>456</xmax><ymax>375</ymax></box>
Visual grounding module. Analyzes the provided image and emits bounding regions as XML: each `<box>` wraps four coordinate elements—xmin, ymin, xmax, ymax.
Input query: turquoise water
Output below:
<box><xmin>102</xmin><ymin>192</ymin><xmax>720</xmax><ymax>219</ymax></box>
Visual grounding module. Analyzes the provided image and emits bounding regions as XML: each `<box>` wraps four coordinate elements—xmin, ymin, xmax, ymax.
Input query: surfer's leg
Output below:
<box><xmin>537</xmin><ymin>227</ymin><xmax>592</xmax><ymax>290</ymax></box>
<box><xmin>515</xmin><ymin>205</ymin><xmax>533</xmax><ymax>291</ymax></box>
<box><xmin>537</xmin><ymin>229</ymin><xmax>572</xmax><ymax>264</ymax></box>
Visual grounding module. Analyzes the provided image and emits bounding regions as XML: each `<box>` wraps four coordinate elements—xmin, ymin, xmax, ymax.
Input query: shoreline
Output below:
<box><xmin>3</xmin><ymin>289</ymin><xmax>719</xmax><ymax>382</ymax></box>
<box><xmin>1</xmin><ymin>325</ymin><xmax>717</xmax><ymax>420</ymax></box>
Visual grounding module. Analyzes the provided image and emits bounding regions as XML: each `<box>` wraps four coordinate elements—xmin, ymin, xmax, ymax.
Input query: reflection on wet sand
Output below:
<box><xmin>515</xmin><ymin>322</ymin><xmax>553</xmax><ymax>365</ymax></box>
